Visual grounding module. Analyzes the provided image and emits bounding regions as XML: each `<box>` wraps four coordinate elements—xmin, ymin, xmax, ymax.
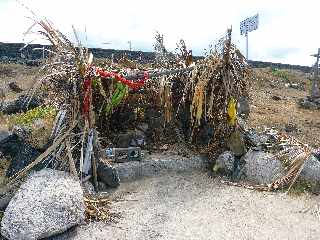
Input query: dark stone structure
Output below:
<box><xmin>247</xmin><ymin>60</ymin><xmax>311</xmax><ymax>73</ymax></box>
<box><xmin>0</xmin><ymin>42</ymin><xmax>156</xmax><ymax>65</ymax></box>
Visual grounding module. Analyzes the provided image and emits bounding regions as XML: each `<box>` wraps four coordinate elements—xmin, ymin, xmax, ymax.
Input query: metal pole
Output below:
<box><xmin>245</xmin><ymin>32</ymin><xmax>249</xmax><ymax>60</ymax></box>
<box><xmin>315</xmin><ymin>48</ymin><xmax>320</xmax><ymax>76</ymax></box>
<box><xmin>311</xmin><ymin>48</ymin><xmax>320</xmax><ymax>99</ymax></box>
<box><xmin>128</xmin><ymin>41</ymin><xmax>132</xmax><ymax>51</ymax></box>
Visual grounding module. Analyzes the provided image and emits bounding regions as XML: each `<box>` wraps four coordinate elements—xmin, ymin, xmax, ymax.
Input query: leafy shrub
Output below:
<box><xmin>9</xmin><ymin>105</ymin><xmax>56</xmax><ymax>127</ymax></box>
<box><xmin>271</xmin><ymin>68</ymin><xmax>290</xmax><ymax>81</ymax></box>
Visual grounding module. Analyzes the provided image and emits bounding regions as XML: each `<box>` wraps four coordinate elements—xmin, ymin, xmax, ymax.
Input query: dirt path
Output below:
<box><xmin>54</xmin><ymin>171</ymin><xmax>320</xmax><ymax>240</ymax></box>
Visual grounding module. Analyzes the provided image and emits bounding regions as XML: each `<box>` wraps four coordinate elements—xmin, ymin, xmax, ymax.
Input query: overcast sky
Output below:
<box><xmin>0</xmin><ymin>0</ymin><xmax>319</xmax><ymax>66</ymax></box>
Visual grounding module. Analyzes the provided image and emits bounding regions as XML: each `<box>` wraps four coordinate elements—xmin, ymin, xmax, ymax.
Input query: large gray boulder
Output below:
<box><xmin>217</xmin><ymin>150</ymin><xmax>320</xmax><ymax>186</ymax></box>
<box><xmin>1</xmin><ymin>169</ymin><xmax>85</xmax><ymax>240</ymax></box>
<box><xmin>243</xmin><ymin>151</ymin><xmax>320</xmax><ymax>185</ymax></box>
<box><xmin>242</xmin><ymin>150</ymin><xmax>285</xmax><ymax>184</ymax></box>
<box><xmin>301</xmin><ymin>156</ymin><xmax>320</xmax><ymax>183</ymax></box>
<box><xmin>97</xmin><ymin>164</ymin><xmax>120</xmax><ymax>188</ymax></box>
<box><xmin>215</xmin><ymin>151</ymin><xmax>235</xmax><ymax>174</ymax></box>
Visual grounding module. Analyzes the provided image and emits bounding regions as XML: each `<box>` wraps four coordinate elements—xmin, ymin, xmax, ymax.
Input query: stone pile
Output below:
<box><xmin>216</xmin><ymin>149</ymin><xmax>320</xmax><ymax>185</ymax></box>
<box><xmin>299</xmin><ymin>96</ymin><xmax>320</xmax><ymax>110</ymax></box>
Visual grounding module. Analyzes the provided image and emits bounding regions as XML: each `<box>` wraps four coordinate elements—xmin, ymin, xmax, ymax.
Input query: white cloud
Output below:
<box><xmin>0</xmin><ymin>0</ymin><xmax>319</xmax><ymax>65</ymax></box>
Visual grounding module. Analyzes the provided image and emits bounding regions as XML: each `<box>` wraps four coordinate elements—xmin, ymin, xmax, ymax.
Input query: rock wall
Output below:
<box><xmin>0</xmin><ymin>42</ymin><xmax>312</xmax><ymax>72</ymax></box>
<box><xmin>247</xmin><ymin>60</ymin><xmax>311</xmax><ymax>73</ymax></box>
<box><xmin>0</xmin><ymin>42</ymin><xmax>156</xmax><ymax>65</ymax></box>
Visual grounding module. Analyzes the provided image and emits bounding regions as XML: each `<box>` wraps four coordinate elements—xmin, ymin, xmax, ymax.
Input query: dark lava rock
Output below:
<box><xmin>272</xmin><ymin>95</ymin><xmax>282</xmax><ymax>101</ymax></box>
<box><xmin>0</xmin><ymin>130</ymin><xmax>10</xmax><ymax>142</ymax></box>
<box><xmin>1</xmin><ymin>95</ymin><xmax>43</xmax><ymax>115</ymax></box>
<box><xmin>284</xmin><ymin>123</ymin><xmax>299</xmax><ymax>133</ymax></box>
<box><xmin>97</xmin><ymin>163</ymin><xmax>120</xmax><ymax>188</ymax></box>
<box><xmin>0</xmin><ymin>133</ymin><xmax>41</xmax><ymax>177</ymax></box>
<box><xmin>0</xmin><ymin>194</ymin><xmax>14</xmax><ymax>211</ymax></box>
<box><xmin>298</xmin><ymin>97</ymin><xmax>320</xmax><ymax>110</ymax></box>
<box><xmin>8</xmin><ymin>82</ymin><xmax>23</xmax><ymax>93</ymax></box>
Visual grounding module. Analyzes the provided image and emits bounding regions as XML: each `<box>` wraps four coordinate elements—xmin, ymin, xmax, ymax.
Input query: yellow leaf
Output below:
<box><xmin>227</xmin><ymin>97</ymin><xmax>237</xmax><ymax>126</ymax></box>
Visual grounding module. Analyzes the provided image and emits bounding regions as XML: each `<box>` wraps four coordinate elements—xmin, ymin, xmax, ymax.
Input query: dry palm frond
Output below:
<box><xmin>159</xmin><ymin>76</ymin><xmax>173</xmax><ymax>124</ymax></box>
<box><xmin>175</xmin><ymin>39</ymin><xmax>193</xmax><ymax>67</ymax></box>
<box><xmin>269</xmin><ymin>132</ymin><xmax>313</xmax><ymax>192</ymax></box>
<box><xmin>84</xmin><ymin>195</ymin><xmax>112</xmax><ymax>222</ymax></box>
<box><xmin>180</xmin><ymin>28</ymin><xmax>248</xmax><ymax>153</ymax></box>
<box><xmin>191</xmin><ymin>79</ymin><xmax>207</xmax><ymax>126</ymax></box>
<box><xmin>5</xmin><ymin>18</ymin><xmax>99</xmax><ymax>185</ymax></box>
<box><xmin>9</xmin><ymin>124</ymin><xmax>76</xmax><ymax>184</ymax></box>
<box><xmin>271</xmin><ymin>150</ymin><xmax>310</xmax><ymax>191</ymax></box>
<box><xmin>260</xmin><ymin>130</ymin><xmax>314</xmax><ymax>192</ymax></box>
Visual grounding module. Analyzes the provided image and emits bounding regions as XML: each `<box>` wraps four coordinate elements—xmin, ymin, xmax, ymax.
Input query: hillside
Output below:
<box><xmin>247</xmin><ymin>67</ymin><xmax>320</xmax><ymax>148</ymax></box>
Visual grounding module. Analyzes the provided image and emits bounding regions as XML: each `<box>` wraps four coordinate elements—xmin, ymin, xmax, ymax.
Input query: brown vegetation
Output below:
<box><xmin>248</xmin><ymin>68</ymin><xmax>320</xmax><ymax>148</ymax></box>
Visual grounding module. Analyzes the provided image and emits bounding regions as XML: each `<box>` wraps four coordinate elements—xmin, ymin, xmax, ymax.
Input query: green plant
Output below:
<box><xmin>271</xmin><ymin>68</ymin><xmax>290</xmax><ymax>81</ymax></box>
<box><xmin>286</xmin><ymin>179</ymin><xmax>314</xmax><ymax>196</ymax></box>
<box><xmin>104</xmin><ymin>82</ymin><xmax>128</xmax><ymax>115</ymax></box>
<box><xmin>9</xmin><ymin>105</ymin><xmax>56</xmax><ymax>127</ymax></box>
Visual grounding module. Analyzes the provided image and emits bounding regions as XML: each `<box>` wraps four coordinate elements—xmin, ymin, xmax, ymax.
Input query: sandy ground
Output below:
<box><xmin>53</xmin><ymin>171</ymin><xmax>320</xmax><ymax>240</ymax></box>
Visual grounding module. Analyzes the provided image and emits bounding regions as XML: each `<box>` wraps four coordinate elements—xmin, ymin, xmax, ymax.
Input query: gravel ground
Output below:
<box><xmin>53</xmin><ymin>171</ymin><xmax>320</xmax><ymax>240</ymax></box>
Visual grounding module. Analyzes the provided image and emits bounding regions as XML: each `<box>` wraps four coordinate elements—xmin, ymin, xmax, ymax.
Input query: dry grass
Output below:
<box><xmin>0</xmin><ymin>63</ymin><xmax>40</xmax><ymax>101</ymax></box>
<box><xmin>248</xmin><ymin>67</ymin><xmax>320</xmax><ymax>148</ymax></box>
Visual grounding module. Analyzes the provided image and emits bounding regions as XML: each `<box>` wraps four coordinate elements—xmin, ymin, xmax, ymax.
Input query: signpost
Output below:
<box><xmin>240</xmin><ymin>14</ymin><xmax>259</xmax><ymax>59</ymax></box>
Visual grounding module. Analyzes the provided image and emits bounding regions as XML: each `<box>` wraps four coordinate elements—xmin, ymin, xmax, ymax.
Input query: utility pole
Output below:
<box><xmin>245</xmin><ymin>32</ymin><xmax>248</xmax><ymax>59</ymax></box>
<box><xmin>311</xmin><ymin>48</ymin><xmax>320</xmax><ymax>99</ymax></box>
